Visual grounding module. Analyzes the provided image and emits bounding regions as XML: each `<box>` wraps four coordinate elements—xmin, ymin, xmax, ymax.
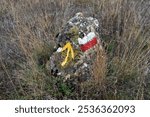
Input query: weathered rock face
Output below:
<box><xmin>47</xmin><ymin>12</ymin><xmax>103</xmax><ymax>81</ymax></box>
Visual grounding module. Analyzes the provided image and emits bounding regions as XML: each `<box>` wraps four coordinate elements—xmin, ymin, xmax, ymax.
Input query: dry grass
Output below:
<box><xmin>0</xmin><ymin>0</ymin><xmax>149</xmax><ymax>99</ymax></box>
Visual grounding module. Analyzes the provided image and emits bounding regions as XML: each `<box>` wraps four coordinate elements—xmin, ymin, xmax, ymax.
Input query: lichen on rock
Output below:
<box><xmin>47</xmin><ymin>12</ymin><xmax>103</xmax><ymax>82</ymax></box>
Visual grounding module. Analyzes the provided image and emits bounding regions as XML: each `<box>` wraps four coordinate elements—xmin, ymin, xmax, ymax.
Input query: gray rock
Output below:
<box><xmin>48</xmin><ymin>12</ymin><xmax>102</xmax><ymax>81</ymax></box>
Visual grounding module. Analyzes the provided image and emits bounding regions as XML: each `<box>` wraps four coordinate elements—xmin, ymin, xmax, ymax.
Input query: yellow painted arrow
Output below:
<box><xmin>61</xmin><ymin>42</ymin><xmax>74</xmax><ymax>66</ymax></box>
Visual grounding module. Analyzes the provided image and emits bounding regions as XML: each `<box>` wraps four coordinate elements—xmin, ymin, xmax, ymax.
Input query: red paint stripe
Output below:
<box><xmin>80</xmin><ymin>37</ymin><xmax>97</xmax><ymax>52</ymax></box>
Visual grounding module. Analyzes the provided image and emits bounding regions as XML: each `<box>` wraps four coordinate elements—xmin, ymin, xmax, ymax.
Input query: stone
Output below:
<box><xmin>48</xmin><ymin>12</ymin><xmax>103</xmax><ymax>82</ymax></box>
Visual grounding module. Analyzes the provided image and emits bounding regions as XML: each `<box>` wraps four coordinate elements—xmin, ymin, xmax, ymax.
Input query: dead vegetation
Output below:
<box><xmin>0</xmin><ymin>0</ymin><xmax>149</xmax><ymax>99</ymax></box>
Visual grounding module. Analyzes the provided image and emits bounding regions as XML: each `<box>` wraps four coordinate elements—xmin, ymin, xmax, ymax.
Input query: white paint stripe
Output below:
<box><xmin>78</xmin><ymin>32</ymin><xmax>96</xmax><ymax>45</ymax></box>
